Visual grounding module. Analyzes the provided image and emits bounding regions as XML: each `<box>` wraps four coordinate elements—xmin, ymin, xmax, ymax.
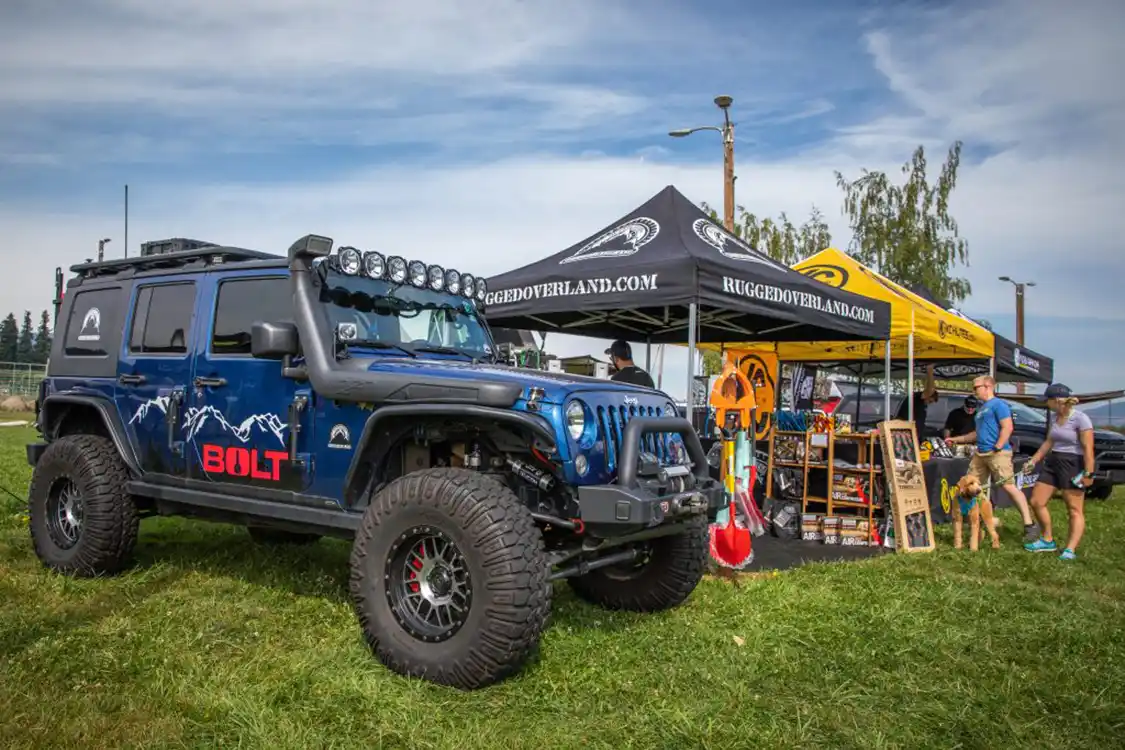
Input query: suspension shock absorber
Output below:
<box><xmin>506</xmin><ymin>457</ymin><xmax>556</xmax><ymax>491</ymax></box>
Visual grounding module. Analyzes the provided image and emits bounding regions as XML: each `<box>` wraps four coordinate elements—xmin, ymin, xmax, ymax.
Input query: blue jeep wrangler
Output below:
<box><xmin>27</xmin><ymin>235</ymin><xmax>721</xmax><ymax>689</ymax></box>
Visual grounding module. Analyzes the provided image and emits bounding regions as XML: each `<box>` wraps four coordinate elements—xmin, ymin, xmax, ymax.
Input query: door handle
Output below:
<box><xmin>118</xmin><ymin>373</ymin><xmax>147</xmax><ymax>385</ymax></box>
<box><xmin>193</xmin><ymin>376</ymin><xmax>227</xmax><ymax>388</ymax></box>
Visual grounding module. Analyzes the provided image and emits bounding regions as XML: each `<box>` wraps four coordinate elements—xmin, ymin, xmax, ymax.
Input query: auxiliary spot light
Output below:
<box><xmin>387</xmin><ymin>256</ymin><xmax>408</xmax><ymax>284</ymax></box>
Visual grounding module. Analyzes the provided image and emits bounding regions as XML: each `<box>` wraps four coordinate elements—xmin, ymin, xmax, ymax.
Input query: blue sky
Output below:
<box><xmin>1</xmin><ymin>0</ymin><xmax>1122</xmax><ymax>400</ymax></box>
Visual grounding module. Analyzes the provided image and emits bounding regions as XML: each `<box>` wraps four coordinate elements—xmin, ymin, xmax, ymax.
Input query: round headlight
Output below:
<box><xmin>427</xmin><ymin>264</ymin><xmax>444</xmax><ymax>291</ymax></box>
<box><xmin>408</xmin><ymin>260</ymin><xmax>426</xmax><ymax>287</ymax></box>
<box><xmin>338</xmin><ymin>247</ymin><xmax>362</xmax><ymax>275</ymax></box>
<box><xmin>460</xmin><ymin>273</ymin><xmax>475</xmax><ymax>298</ymax></box>
<box><xmin>475</xmin><ymin>278</ymin><xmax>488</xmax><ymax>302</ymax></box>
<box><xmin>565</xmin><ymin>400</ymin><xmax>586</xmax><ymax>441</ymax></box>
<box><xmin>444</xmin><ymin>268</ymin><xmax>461</xmax><ymax>295</ymax></box>
<box><xmin>363</xmin><ymin>251</ymin><xmax>385</xmax><ymax>278</ymax></box>
<box><xmin>387</xmin><ymin>256</ymin><xmax>407</xmax><ymax>284</ymax></box>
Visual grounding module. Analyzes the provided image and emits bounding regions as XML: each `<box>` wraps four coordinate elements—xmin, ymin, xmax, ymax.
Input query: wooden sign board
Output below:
<box><xmin>878</xmin><ymin>420</ymin><xmax>935</xmax><ymax>553</ymax></box>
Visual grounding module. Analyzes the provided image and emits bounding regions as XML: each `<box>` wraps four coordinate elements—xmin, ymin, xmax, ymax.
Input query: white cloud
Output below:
<box><xmin>0</xmin><ymin>0</ymin><xmax>1123</xmax><ymax>398</ymax></box>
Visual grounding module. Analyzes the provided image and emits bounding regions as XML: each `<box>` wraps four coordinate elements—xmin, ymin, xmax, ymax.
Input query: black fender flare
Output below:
<box><xmin>39</xmin><ymin>394</ymin><xmax>142</xmax><ymax>476</ymax></box>
<box><xmin>343</xmin><ymin>403</ymin><xmax>558</xmax><ymax>506</ymax></box>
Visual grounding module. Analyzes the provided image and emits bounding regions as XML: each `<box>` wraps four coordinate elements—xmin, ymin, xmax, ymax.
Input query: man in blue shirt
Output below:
<box><xmin>947</xmin><ymin>375</ymin><xmax>1039</xmax><ymax>542</ymax></box>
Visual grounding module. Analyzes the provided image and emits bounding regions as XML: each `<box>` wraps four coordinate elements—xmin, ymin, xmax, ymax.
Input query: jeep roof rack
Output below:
<box><xmin>71</xmin><ymin>246</ymin><xmax>282</xmax><ymax>279</ymax></box>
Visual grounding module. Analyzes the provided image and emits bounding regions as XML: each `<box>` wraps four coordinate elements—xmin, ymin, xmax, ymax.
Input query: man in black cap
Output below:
<box><xmin>604</xmin><ymin>340</ymin><xmax>654</xmax><ymax>388</ymax></box>
<box><xmin>943</xmin><ymin>394</ymin><xmax>979</xmax><ymax>440</ymax></box>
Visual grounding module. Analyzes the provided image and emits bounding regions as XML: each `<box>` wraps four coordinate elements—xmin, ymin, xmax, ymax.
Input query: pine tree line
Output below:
<box><xmin>0</xmin><ymin>310</ymin><xmax>54</xmax><ymax>365</ymax></box>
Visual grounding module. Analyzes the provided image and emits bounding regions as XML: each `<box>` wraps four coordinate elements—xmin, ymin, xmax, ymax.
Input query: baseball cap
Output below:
<box><xmin>964</xmin><ymin>395</ymin><xmax>980</xmax><ymax>409</ymax></box>
<box><xmin>604</xmin><ymin>340</ymin><xmax>632</xmax><ymax>360</ymax></box>
<box><xmin>1044</xmin><ymin>383</ymin><xmax>1072</xmax><ymax>399</ymax></box>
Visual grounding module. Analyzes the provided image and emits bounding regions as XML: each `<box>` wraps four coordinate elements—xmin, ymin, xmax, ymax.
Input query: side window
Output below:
<box><xmin>129</xmin><ymin>283</ymin><xmax>196</xmax><ymax>355</ymax></box>
<box><xmin>211</xmin><ymin>277</ymin><xmax>291</xmax><ymax>355</ymax></box>
<box><xmin>63</xmin><ymin>288</ymin><xmax>121</xmax><ymax>357</ymax></box>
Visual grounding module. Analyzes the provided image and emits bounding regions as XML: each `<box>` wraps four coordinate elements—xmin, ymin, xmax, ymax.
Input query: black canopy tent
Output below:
<box><xmin>778</xmin><ymin>284</ymin><xmax>1054</xmax><ymax>386</ymax></box>
<box><xmin>908</xmin><ymin>284</ymin><xmax>1055</xmax><ymax>384</ymax></box>
<box><xmin>483</xmin><ymin>185</ymin><xmax>892</xmax><ymax>390</ymax></box>
<box><xmin>789</xmin><ymin>334</ymin><xmax>1053</xmax><ymax>385</ymax></box>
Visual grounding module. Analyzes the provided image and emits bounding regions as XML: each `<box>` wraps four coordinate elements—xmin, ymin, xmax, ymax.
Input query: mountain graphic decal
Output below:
<box><xmin>328</xmin><ymin>423</ymin><xmax>351</xmax><ymax>449</ymax></box>
<box><xmin>129</xmin><ymin>398</ymin><xmax>288</xmax><ymax>447</ymax></box>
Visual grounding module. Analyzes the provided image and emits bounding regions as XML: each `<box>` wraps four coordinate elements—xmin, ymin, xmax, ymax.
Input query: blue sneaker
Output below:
<box><xmin>1059</xmin><ymin>548</ymin><xmax>1077</xmax><ymax>561</ymax></box>
<box><xmin>1025</xmin><ymin>538</ymin><xmax>1057</xmax><ymax>553</ymax></box>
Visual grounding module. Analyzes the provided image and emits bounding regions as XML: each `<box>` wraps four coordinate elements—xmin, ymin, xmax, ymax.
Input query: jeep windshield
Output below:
<box><xmin>317</xmin><ymin>266</ymin><xmax>495</xmax><ymax>360</ymax></box>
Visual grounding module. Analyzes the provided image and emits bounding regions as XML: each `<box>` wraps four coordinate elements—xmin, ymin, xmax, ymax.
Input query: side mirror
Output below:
<box><xmin>251</xmin><ymin>321</ymin><xmax>299</xmax><ymax>360</ymax></box>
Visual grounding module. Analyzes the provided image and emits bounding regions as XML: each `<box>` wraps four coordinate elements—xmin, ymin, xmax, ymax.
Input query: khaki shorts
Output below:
<box><xmin>969</xmin><ymin>450</ymin><xmax>1015</xmax><ymax>486</ymax></box>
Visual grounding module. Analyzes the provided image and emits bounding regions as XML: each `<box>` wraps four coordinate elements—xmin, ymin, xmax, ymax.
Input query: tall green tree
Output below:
<box><xmin>0</xmin><ymin>313</ymin><xmax>18</xmax><ymax>362</ymax></box>
<box><xmin>33</xmin><ymin>310</ymin><xmax>52</xmax><ymax>364</ymax></box>
<box><xmin>16</xmin><ymin>311</ymin><xmax>34</xmax><ymax>363</ymax></box>
<box><xmin>699</xmin><ymin>203</ymin><xmax>832</xmax><ymax>265</ymax></box>
<box><xmin>834</xmin><ymin>141</ymin><xmax>971</xmax><ymax>304</ymax></box>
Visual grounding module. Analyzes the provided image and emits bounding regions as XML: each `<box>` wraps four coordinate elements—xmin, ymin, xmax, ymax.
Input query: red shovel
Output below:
<box><xmin>709</xmin><ymin>465</ymin><xmax>758</xmax><ymax>569</ymax></box>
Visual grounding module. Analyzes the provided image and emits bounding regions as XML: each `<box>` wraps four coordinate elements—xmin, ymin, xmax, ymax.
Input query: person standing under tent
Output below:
<box><xmin>1022</xmin><ymin>384</ymin><xmax>1095</xmax><ymax>560</ymax></box>
<box><xmin>943</xmin><ymin>395</ymin><xmax>979</xmax><ymax>440</ymax></box>
<box><xmin>895</xmin><ymin>366</ymin><xmax>939</xmax><ymax>438</ymax></box>
<box><xmin>604</xmin><ymin>340</ymin><xmax>655</xmax><ymax>388</ymax></box>
<box><xmin>946</xmin><ymin>375</ymin><xmax>1040</xmax><ymax>542</ymax></box>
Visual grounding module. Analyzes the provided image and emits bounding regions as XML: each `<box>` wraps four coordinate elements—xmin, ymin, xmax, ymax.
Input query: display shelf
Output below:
<box><xmin>764</xmin><ymin>420</ymin><xmax>884</xmax><ymax>545</ymax></box>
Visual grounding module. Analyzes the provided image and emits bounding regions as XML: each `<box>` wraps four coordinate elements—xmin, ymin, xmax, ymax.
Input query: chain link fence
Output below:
<box><xmin>0</xmin><ymin>361</ymin><xmax>47</xmax><ymax>400</ymax></box>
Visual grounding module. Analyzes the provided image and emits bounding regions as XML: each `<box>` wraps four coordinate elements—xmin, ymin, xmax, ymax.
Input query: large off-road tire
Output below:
<box><xmin>567</xmin><ymin>515</ymin><xmax>709</xmax><ymax>612</ymax></box>
<box><xmin>348</xmin><ymin>467</ymin><xmax>551</xmax><ymax>690</ymax></box>
<box><xmin>246</xmin><ymin>526</ymin><xmax>321</xmax><ymax>545</ymax></box>
<box><xmin>28</xmin><ymin>434</ymin><xmax>139</xmax><ymax>577</ymax></box>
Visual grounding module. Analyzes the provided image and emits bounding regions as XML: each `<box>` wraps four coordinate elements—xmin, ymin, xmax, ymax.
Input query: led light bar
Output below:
<box><xmin>329</xmin><ymin>247</ymin><xmax>487</xmax><ymax>304</ymax></box>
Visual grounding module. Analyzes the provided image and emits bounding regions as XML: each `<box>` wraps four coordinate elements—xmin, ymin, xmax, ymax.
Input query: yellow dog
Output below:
<box><xmin>953</xmin><ymin>475</ymin><xmax>1001</xmax><ymax>551</ymax></box>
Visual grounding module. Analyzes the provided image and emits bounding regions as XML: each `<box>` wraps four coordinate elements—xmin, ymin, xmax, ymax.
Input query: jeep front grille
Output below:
<box><xmin>596</xmin><ymin>404</ymin><xmax>674</xmax><ymax>472</ymax></box>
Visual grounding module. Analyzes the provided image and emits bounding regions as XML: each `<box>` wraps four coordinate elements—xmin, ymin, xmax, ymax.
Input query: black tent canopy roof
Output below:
<box><xmin>482</xmin><ymin>185</ymin><xmax>892</xmax><ymax>344</ymax></box>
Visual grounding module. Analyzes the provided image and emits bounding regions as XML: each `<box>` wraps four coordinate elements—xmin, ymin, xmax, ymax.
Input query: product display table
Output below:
<box><xmin>924</xmin><ymin>455</ymin><xmax>1036</xmax><ymax>523</ymax></box>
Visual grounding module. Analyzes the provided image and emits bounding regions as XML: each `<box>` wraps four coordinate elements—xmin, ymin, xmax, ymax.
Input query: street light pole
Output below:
<box><xmin>669</xmin><ymin>95</ymin><xmax>736</xmax><ymax>233</ymax></box>
<box><xmin>999</xmin><ymin>276</ymin><xmax>1036</xmax><ymax>394</ymax></box>
<box><xmin>97</xmin><ymin>237</ymin><xmax>112</xmax><ymax>263</ymax></box>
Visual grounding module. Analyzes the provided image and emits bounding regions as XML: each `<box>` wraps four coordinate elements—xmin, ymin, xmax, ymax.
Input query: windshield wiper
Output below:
<box><xmin>346</xmin><ymin>339</ymin><xmax>417</xmax><ymax>358</ymax></box>
<box><xmin>413</xmin><ymin>344</ymin><xmax>495</xmax><ymax>364</ymax></box>
<box><xmin>413</xmin><ymin>344</ymin><xmax>469</xmax><ymax>356</ymax></box>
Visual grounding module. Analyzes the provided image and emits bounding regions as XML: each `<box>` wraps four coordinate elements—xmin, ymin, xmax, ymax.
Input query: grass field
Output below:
<box><xmin>2</xmin><ymin>417</ymin><xmax>1123</xmax><ymax>750</ymax></box>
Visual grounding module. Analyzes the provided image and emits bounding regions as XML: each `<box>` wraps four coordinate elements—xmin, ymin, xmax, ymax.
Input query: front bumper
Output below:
<box><xmin>574</xmin><ymin>416</ymin><xmax>724</xmax><ymax>532</ymax></box>
<box><xmin>575</xmin><ymin>478</ymin><xmax>724</xmax><ymax>529</ymax></box>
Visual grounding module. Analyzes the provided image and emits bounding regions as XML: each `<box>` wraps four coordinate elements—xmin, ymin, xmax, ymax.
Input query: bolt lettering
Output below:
<box><xmin>201</xmin><ymin>443</ymin><xmax>288</xmax><ymax>481</ymax></box>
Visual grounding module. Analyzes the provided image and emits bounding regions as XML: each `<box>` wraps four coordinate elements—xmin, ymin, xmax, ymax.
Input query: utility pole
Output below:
<box><xmin>669</xmin><ymin>94</ymin><xmax>736</xmax><ymax>232</ymax></box>
<box><xmin>999</xmin><ymin>276</ymin><xmax>1035</xmax><ymax>394</ymax></box>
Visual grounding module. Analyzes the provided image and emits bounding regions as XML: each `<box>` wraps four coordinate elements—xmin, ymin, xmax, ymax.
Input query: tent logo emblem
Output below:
<box><xmin>1012</xmin><ymin>347</ymin><xmax>1040</xmax><ymax>373</ymax></box>
<box><xmin>559</xmin><ymin>217</ymin><xmax>659</xmax><ymax>264</ymax></box>
<box><xmin>691</xmin><ymin>219</ymin><xmax>782</xmax><ymax>268</ymax></box>
<box><xmin>799</xmin><ymin>264</ymin><xmax>849</xmax><ymax>288</ymax></box>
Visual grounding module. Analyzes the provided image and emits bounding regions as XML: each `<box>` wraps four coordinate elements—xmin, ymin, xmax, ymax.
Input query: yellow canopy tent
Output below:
<box><xmin>700</xmin><ymin>247</ymin><xmax>995</xmax><ymax>422</ymax></box>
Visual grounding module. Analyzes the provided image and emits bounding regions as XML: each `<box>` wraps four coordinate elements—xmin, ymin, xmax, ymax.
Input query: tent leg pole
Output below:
<box><xmin>645</xmin><ymin>337</ymin><xmax>652</xmax><ymax>372</ymax></box>
<box><xmin>907</xmin><ymin>333</ymin><xmax>915</xmax><ymax>423</ymax></box>
<box><xmin>884</xmin><ymin>340</ymin><xmax>891</xmax><ymax>420</ymax></box>
<box><xmin>990</xmin><ymin>357</ymin><xmax>995</xmax><ymax>378</ymax></box>
<box><xmin>687</xmin><ymin>303</ymin><xmax>698</xmax><ymax>408</ymax></box>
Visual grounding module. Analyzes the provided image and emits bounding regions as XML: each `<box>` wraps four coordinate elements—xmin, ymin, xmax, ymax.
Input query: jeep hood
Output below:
<box><xmin>362</xmin><ymin>357</ymin><xmax>671</xmax><ymax>402</ymax></box>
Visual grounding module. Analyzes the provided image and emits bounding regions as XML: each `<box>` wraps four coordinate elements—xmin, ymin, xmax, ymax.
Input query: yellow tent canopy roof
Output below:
<box><xmin>700</xmin><ymin>247</ymin><xmax>994</xmax><ymax>361</ymax></box>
